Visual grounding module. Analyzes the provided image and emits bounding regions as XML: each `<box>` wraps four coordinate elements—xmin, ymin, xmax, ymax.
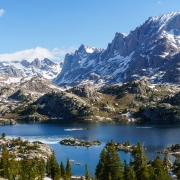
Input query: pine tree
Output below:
<box><xmin>163</xmin><ymin>153</ymin><xmax>169</xmax><ymax>171</ymax></box>
<box><xmin>106</xmin><ymin>141</ymin><xmax>124</xmax><ymax>180</ymax></box>
<box><xmin>95</xmin><ymin>141</ymin><xmax>124</xmax><ymax>180</ymax></box>
<box><xmin>124</xmin><ymin>160</ymin><xmax>136</xmax><ymax>180</ymax></box>
<box><xmin>37</xmin><ymin>158</ymin><xmax>45</xmax><ymax>180</ymax></box>
<box><xmin>1</xmin><ymin>133</ymin><xmax>6</xmax><ymax>139</ymax></box>
<box><xmin>0</xmin><ymin>146</ymin><xmax>10</xmax><ymax>178</ymax></box>
<box><xmin>131</xmin><ymin>141</ymin><xmax>149</xmax><ymax>180</ymax></box>
<box><xmin>95</xmin><ymin>148</ymin><xmax>108</xmax><ymax>180</ymax></box>
<box><xmin>174</xmin><ymin>158</ymin><xmax>180</xmax><ymax>180</ymax></box>
<box><xmin>6</xmin><ymin>153</ymin><xmax>19</xmax><ymax>180</ymax></box>
<box><xmin>46</xmin><ymin>153</ymin><xmax>60</xmax><ymax>180</ymax></box>
<box><xmin>123</xmin><ymin>160</ymin><xmax>129</xmax><ymax>180</ymax></box>
<box><xmin>85</xmin><ymin>164</ymin><xmax>90</xmax><ymax>180</ymax></box>
<box><xmin>60</xmin><ymin>161</ymin><xmax>65</xmax><ymax>178</ymax></box>
<box><xmin>19</xmin><ymin>159</ymin><xmax>38</xmax><ymax>180</ymax></box>
<box><xmin>152</xmin><ymin>156</ymin><xmax>170</xmax><ymax>180</ymax></box>
<box><xmin>108</xmin><ymin>172</ymin><xmax>112</xmax><ymax>180</ymax></box>
<box><xmin>65</xmin><ymin>158</ymin><xmax>72</xmax><ymax>179</ymax></box>
<box><xmin>148</xmin><ymin>166</ymin><xmax>156</xmax><ymax>180</ymax></box>
<box><xmin>177</xmin><ymin>168</ymin><xmax>180</xmax><ymax>180</ymax></box>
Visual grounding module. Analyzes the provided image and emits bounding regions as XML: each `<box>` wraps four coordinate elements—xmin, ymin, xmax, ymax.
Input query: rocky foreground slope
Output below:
<box><xmin>0</xmin><ymin>136</ymin><xmax>52</xmax><ymax>161</ymax></box>
<box><xmin>0</xmin><ymin>72</ymin><xmax>180</xmax><ymax>122</ymax></box>
<box><xmin>54</xmin><ymin>12</ymin><xmax>180</xmax><ymax>86</ymax></box>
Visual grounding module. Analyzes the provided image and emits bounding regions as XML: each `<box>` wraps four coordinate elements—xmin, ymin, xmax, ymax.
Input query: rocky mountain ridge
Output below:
<box><xmin>54</xmin><ymin>12</ymin><xmax>180</xmax><ymax>86</ymax></box>
<box><xmin>0</xmin><ymin>58</ymin><xmax>62</xmax><ymax>80</ymax></box>
<box><xmin>0</xmin><ymin>73</ymin><xmax>64</xmax><ymax>121</ymax></box>
<box><xmin>1</xmin><ymin>71</ymin><xmax>180</xmax><ymax>122</ymax></box>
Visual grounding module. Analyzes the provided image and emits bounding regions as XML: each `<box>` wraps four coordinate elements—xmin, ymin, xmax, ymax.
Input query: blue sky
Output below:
<box><xmin>0</xmin><ymin>0</ymin><xmax>180</xmax><ymax>62</ymax></box>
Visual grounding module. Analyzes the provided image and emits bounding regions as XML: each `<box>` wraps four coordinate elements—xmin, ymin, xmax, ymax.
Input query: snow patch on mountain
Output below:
<box><xmin>54</xmin><ymin>12</ymin><xmax>180</xmax><ymax>86</ymax></box>
<box><xmin>150</xmin><ymin>12</ymin><xmax>180</xmax><ymax>33</ymax></box>
<box><xmin>0</xmin><ymin>58</ymin><xmax>62</xmax><ymax>80</ymax></box>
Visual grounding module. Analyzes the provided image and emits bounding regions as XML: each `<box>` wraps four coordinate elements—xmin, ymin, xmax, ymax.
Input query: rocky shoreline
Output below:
<box><xmin>0</xmin><ymin>118</ymin><xmax>17</xmax><ymax>125</ymax></box>
<box><xmin>0</xmin><ymin>136</ymin><xmax>53</xmax><ymax>162</ymax></box>
<box><xmin>156</xmin><ymin>143</ymin><xmax>180</xmax><ymax>157</ymax></box>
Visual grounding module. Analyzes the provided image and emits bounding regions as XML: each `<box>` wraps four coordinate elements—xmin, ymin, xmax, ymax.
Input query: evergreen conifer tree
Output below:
<box><xmin>46</xmin><ymin>152</ymin><xmax>60</xmax><ymax>180</ymax></box>
<box><xmin>19</xmin><ymin>159</ymin><xmax>37</xmax><ymax>180</ymax></box>
<box><xmin>6</xmin><ymin>153</ymin><xmax>19</xmax><ymax>180</ymax></box>
<box><xmin>152</xmin><ymin>156</ymin><xmax>170</xmax><ymax>180</ymax></box>
<box><xmin>0</xmin><ymin>146</ymin><xmax>10</xmax><ymax>178</ymax></box>
<box><xmin>131</xmin><ymin>141</ymin><xmax>149</xmax><ymax>180</ymax></box>
<box><xmin>177</xmin><ymin>168</ymin><xmax>180</xmax><ymax>180</ymax></box>
<box><xmin>95</xmin><ymin>140</ymin><xmax>124</xmax><ymax>180</ymax></box>
<box><xmin>123</xmin><ymin>160</ymin><xmax>136</xmax><ymax>180</ymax></box>
<box><xmin>37</xmin><ymin>158</ymin><xmax>46</xmax><ymax>180</ymax></box>
<box><xmin>108</xmin><ymin>172</ymin><xmax>112</xmax><ymax>180</ymax></box>
<box><xmin>85</xmin><ymin>164</ymin><xmax>90</xmax><ymax>180</ymax></box>
<box><xmin>95</xmin><ymin>148</ymin><xmax>108</xmax><ymax>180</ymax></box>
<box><xmin>60</xmin><ymin>161</ymin><xmax>65</xmax><ymax>178</ymax></box>
<box><xmin>65</xmin><ymin>158</ymin><xmax>72</xmax><ymax>179</ymax></box>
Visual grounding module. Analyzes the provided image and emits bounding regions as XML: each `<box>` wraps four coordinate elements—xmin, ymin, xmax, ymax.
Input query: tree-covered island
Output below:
<box><xmin>60</xmin><ymin>139</ymin><xmax>101</xmax><ymax>147</ymax></box>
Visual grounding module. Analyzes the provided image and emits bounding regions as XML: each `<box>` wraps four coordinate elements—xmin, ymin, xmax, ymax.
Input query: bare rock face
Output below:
<box><xmin>127</xmin><ymin>79</ymin><xmax>152</xmax><ymax>95</ymax></box>
<box><xmin>67</xmin><ymin>84</ymin><xmax>101</xmax><ymax>101</ymax></box>
<box><xmin>30</xmin><ymin>58</ymin><xmax>41</xmax><ymax>68</ymax></box>
<box><xmin>8</xmin><ymin>66</ymin><xmax>22</xmax><ymax>77</ymax></box>
<box><xmin>35</xmin><ymin>91</ymin><xmax>92</xmax><ymax>121</ymax></box>
<box><xmin>54</xmin><ymin>12</ymin><xmax>180</xmax><ymax>86</ymax></box>
<box><xmin>9</xmin><ymin>89</ymin><xmax>28</xmax><ymax>101</ymax></box>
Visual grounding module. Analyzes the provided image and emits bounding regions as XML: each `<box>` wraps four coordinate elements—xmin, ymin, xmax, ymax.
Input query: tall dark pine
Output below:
<box><xmin>0</xmin><ymin>146</ymin><xmax>10</xmax><ymax>178</ymax></box>
<box><xmin>131</xmin><ymin>141</ymin><xmax>149</xmax><ymax>180</ymax></box>
<box><xmin>152</xmin><ymin>156</ymin><xmax>170</xmax><ymax>180</ymax></box>
<box><xmin>95</xmin><ymin>148</ymin><xmax>108</xmax><ymax>179</ymax></box>
<box><xmin>85</xmin><ymin>164</ymin><xmax>90</xmax><ymax>180</ymax></box>
<box><xmin>46</xmin><ymin>152</ymin><xmax>60</xmax><ymax>180</ymax></box>
<box><xmin>123</xmin><ymin>160</ymin><xmax>136</xmax><ymax>180</ymax></box>
<box><xmin>65</xmin><ymin>158</ymin><xmax>72</xmax><ymax>179</ymax></box>
<box><xmin>60</xmin><ymin>161</ymin><xmax>65</xmax><ymax>178</ymax></box>
<box><xmin>95</xmin><ymin>140</ymin><xmax>124</xmax><ymax>180</ymax></box>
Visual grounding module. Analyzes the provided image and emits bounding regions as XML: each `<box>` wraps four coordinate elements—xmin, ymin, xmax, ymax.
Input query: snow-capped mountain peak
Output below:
<box><xmin>54</xmin><ymin>12</ymin><xmax>180</xmax><ymax>86</ymax></box>
<box><xmin>0</xmin><ymin>58</ymin><xmax>63</xmax><ymax>80</ymax></box>
<box><xmin>78</xmin><ymin>44</ymin><xmax>103</xmax><ymax>54</ymax></box>
<box><xmin>150</xmin><ymin>11</ymin><xmax>180</xmax><ymax>24</ymax></box>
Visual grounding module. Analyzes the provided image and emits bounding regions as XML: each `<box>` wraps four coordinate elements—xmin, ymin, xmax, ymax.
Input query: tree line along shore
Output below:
<box><xmin>0</xmin><ymin>133</ymin><xmax>180</xmax><ymax>179</ymax></box>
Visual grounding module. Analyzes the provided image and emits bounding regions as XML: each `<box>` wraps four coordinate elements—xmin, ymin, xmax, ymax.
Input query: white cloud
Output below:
<box><xmin>0</xmin><ymin>9</ymin><xmax>5</xmax><ymax>17</ymax></box>
<box><xmin>0</xmin><ymin>46</ymin><xmax>77</xmax><ymax>62</ymax></box>
<box><xmin>158</xmin><ymin>1</ymin><xmax>162</xmax><ymax>4</ymax></box>
<box><xmin>52</xmin><ymin>46</ymin><xmax>77</xmax><ymax>57</ymax></box>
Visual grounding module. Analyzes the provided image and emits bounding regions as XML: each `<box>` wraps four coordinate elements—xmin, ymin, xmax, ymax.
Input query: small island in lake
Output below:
<box><xmin>156</xmin><ymin>143</ymin><xmax>180</xmax><ymax>156</ymax></box>
<box><xmin>60</xmin><ymin>139</ymin><xmax>101</xmax><ymax>147</ymax></box>
<box><xmin>106</xmin><ymin>141</ymin><xmax>136</xmax><ymax>152</ymax></box>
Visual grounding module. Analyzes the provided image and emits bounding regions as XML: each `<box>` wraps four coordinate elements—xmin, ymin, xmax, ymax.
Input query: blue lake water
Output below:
<box><xmin>1</xmin><ymin>122</ymin><xmax>180</xmax><ymax>176</ymax></box>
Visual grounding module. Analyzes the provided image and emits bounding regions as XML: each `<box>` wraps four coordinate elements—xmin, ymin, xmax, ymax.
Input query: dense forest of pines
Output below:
<box><xmin>0</xmin><ymin>140</ymin><xmax>180</xmax><ymax>180</ymax></box>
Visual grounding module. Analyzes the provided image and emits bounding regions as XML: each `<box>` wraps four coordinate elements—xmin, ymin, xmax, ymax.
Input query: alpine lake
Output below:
<box><xmin>1</xmin><ymin>121</ymin><xmax>180</xmax><ymax>176</ymax></box>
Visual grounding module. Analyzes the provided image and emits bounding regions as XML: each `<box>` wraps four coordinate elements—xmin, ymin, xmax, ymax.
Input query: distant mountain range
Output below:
<box><xmin>0</xmin><ymin>58</ymin><xmax>62</xmax><ymax>80</ymax></box>
<box><xmin>54</xmin><ymin>12</ymin><xmax>180</xmax><ymax>86</ymax></box>
<box><xmin>1</xmin><ymin>12</ymin><xmax>180</xmax><ymax>87</ymax></box>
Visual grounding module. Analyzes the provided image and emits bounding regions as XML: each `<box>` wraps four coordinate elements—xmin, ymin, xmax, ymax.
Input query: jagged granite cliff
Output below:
<box><xmin>54</xmin><ymin>12</ymin><xmax>180</xmax><ymax>86</ymax></box>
